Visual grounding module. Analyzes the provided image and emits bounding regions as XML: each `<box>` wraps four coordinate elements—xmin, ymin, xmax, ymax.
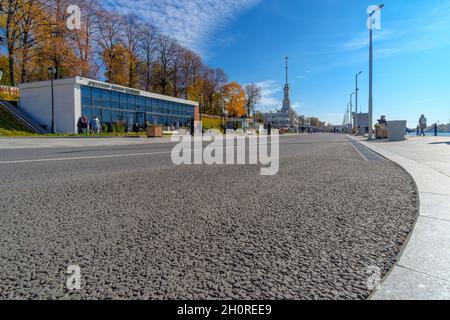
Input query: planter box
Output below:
<box><xmin>147</xmin><ymin>126</ymin><xmax>163</xmax><ymax>138</ymax></box>
<box><xmin>387</xmin><ymin>121</ymin><xmax>407</xmax><ymax>142</ymax></box>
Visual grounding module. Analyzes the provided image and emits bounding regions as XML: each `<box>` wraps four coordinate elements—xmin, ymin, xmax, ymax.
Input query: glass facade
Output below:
<box><xmin>80</xmin><ymin>85</ymin><xmax>195</xmax><ymax>132</ymax></box>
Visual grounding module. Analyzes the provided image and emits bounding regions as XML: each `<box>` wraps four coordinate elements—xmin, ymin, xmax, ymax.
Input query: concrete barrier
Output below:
<box><xmin>387</xmin><ymin>121</ymin><xmax>407</xmax><ymax>142</ymax></box>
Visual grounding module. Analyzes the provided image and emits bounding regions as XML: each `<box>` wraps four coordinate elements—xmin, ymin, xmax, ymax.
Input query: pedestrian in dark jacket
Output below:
<box><xmin>77</xmin><ymin>116</ymin><xmax>83</xmax><ymax>134</ymax></box>
<box><xmin>81</xmin><ymin>116</ymin><xmax>89</xmax><ymax>134</ymax></box>
<box><xmin>419</xmin><ymin>114</ymin><xmax>427</xmax><ymax>137</ymax></box>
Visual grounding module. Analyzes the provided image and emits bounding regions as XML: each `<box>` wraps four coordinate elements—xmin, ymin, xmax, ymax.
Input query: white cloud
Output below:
<box><xmin>253</xmin><ymin>80</ymin><xmax>282</xmax><ymax>112</ymax></box>
<box><xmin>252</xmin><ymin>80</ymin><xmax>304</xmax><ymax>115</ymax></box>
<box><xmin>339</xmin><ymin>29</ymin><xmax>407</xmax><ymax>52</ymax></box>
<box><xmin>102</xmin><ymin>0</ymin><xmax>260</xmax><ymax>55</ymax></box>
<box><xmin>291</xmin><ymin>101</ymin><xmax>302</xmax><ymax>112</ymax></box>
<box><xmin>339</xmin><ymin>2</ymin><xmax>450</xmax><ymax>57</ymax></box>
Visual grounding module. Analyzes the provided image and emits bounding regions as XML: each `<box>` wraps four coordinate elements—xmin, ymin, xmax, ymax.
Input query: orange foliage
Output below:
<box><xmin>223</xmin><ymin>82</ymin><xmax>246</xmax><ymax>118</ymax></box>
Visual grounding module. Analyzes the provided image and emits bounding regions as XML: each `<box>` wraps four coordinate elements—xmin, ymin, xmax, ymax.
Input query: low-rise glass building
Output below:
<box><xmin>19</xmin><ymin>77</ymin><xmax>199</xmax><ymax>134</ymax></box>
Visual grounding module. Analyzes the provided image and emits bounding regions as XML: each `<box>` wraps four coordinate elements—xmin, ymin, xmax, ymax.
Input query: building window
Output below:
<box><xmin>145</xmin><ymin>98</ymin><xmax>153</xmax><ymax>113</ymax></box>
<box><xmin>79</xmin><ymin>85</ymin><xmax>195</xmax><ymax>131</ymax></box>
<box><xmin>120</xmin><ymin>93</ymin><xmax>128</xmax><ymax>110</ymax></box>
<box><xmin>81</xmin><ymin>106</ymin><xmax>92</xmax><ymax>119</ymax></box>
<box><xmin>128</xmin><ymin>95</ymin><xmax>136</xmax><ymax>111</ymax></box>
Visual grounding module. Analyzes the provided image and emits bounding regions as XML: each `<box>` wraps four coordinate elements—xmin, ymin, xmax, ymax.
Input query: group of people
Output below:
<box><xmin>77</xmin><ymin>116</ymin><xmax>102</xmax><ymax>135</ymax></box>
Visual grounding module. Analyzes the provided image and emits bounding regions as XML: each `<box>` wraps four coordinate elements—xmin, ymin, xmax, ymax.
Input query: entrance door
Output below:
<box><xmin>126</xmin><ymin>113</ymin><xmax>135</xmax><ymax>132</ymax></box>
<box><xmin>136</xmin><ymin>112</ymin><xmax>146</xmax><ymax>130</ymax></box>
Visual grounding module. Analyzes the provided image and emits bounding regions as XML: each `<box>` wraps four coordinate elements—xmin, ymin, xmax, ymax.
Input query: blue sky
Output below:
<box><xmin>103</xmin><ymin>0</ymin><xmax>450</xmax><ymax>126</ymax></box>
<box><xmin>0</xmin><ymin>0</ymin><xmax>443</xmax><ymax>127</ymax></box>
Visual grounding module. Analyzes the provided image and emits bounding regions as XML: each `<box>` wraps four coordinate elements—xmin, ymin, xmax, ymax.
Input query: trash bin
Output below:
<box><xmin>387</xmin><ymin>121</ymin><xmax>407</xmax><ymax>142</ymax></box>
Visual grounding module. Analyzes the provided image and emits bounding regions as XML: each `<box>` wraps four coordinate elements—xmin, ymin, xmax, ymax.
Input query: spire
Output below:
<box><xmin>282</xmin><ymin>56</ymin><xmax>292</xmax><ymax>113</ymax></box>
<box><xmin>285</xmin><ymin>56</ymin><xmax>288</xmax><ymax>85</ymax></box>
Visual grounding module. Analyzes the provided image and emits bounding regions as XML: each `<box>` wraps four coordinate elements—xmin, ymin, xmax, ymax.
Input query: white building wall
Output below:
<box><xmin>74</xmin><ymin>84</ymin><xmax>82</xmax><ymax>131</ymax></box>
<box><xmin>19</xmin><ymin>78</ymin><xmax>77</xmax><ymax>134</ymax></box>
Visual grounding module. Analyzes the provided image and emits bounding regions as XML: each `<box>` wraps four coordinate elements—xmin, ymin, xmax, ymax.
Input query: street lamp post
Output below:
<box><xmin>368</xmin><ymin>4</ymin><xmax>384</xmax><ymax>140</ymax></box>
<box><xmin>355</xmin><ymin>71</ymin><xmax>363</xmax><ymax>134</ymax></box>
<box><xmin>349</xmin><ymin>92</ymin><xmax>355</xmax><ymax>130</ymax></box>
<box><xmin>345</xmin><ymin>105</ymin><xmax>350</xmax><ymax>129</ymax></box>
<box><xmin>48</xmin><ymin>67</ymin><xmax>56</xmax><ymax>134</ymax></box>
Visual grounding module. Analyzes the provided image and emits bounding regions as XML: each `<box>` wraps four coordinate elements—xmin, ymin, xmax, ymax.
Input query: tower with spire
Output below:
<box><xmin>281</xmin><ymin>56</ymin><xmax>292</xmax><ymax>113</ymax></box>
<box><xmin>262</xmin><ymin>56</ymin><xmax>300</xmax><ymax>130</ymax></box>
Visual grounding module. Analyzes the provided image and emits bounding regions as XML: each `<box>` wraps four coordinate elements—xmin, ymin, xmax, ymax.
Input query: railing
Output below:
<box><xmin>0</xmin><ymin>100</ymin><xmax>48</xmax><ymax>134</ymax></box>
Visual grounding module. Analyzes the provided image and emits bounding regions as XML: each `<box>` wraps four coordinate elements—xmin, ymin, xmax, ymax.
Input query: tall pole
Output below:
<box><xmin>48</xmin><ymin>67</ymin><xmax>56</xmax><ymax>134</ymax></box>
<box><xmin>50</xmin><ymin>74</ymin><xmax>55</xmax><ymax>134</ymax></box>
<box><xmin>368</xmin><ymin>23</ymin><xmax>373</xmax><ymax>140</ymax></box>
<box><xmin>355</xmin><ymin>71</ymin><xmax>362</xmax><ymax>135</ymax></box>
<box><xmin>355</xmin><ymin>75</ymin><xmax>358</xmax><ymax>134</ymax></box>
<box><xmin>350</xmin><ymin>92</ymin><xmax>355</xmax><ymax>129</ymax></box>
<box><xmin>367</xmin><ymin>4</ymin><xmax>384</xmax><ymax>140</ymax></box>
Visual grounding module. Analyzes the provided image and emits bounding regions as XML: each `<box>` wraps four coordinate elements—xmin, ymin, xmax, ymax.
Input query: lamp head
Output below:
<box><xmin>369</xmin><ymin>4</ymin><xmax>384</xmax><ymax>16</ymax></box>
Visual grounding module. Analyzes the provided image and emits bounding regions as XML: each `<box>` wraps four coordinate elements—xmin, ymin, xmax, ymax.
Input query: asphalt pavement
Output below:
<box><xmin>0</xmin><ymin>134</ymin><xmax>418</xmax><ymax>299</ymax></box>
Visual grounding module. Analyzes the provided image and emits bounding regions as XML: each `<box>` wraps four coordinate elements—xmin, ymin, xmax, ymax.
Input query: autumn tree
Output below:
<box><xmin>153</xmin><ymin>35</ymin><xmax>178</xmax><ymax>95</ymax></box>
<box><xmin>179</xmin><ymin>48</ymin><xmax>203</xmax><ymax>99</ymax></box>
<box><xmin>309</xmin><ymin>117</ymin><xmax>325</xmax><ymax>128</ymax></box>
<box><xmin>0</xmin><ymin>0</ymin><xmax>246</xmax><ymax>120</ymax></box>
<box><xmin>121</xmin><ymin>14</ymin><xmax>143</xmax><ymax>88</ymax></box>
<box><xmin>95</xmin><ymin>11</ymin><xmax>124</xmax><ymax>84</ymax></box>
<box><xmin>0</xmin><ymin>55</ymin><xmax>11</xmax><ymax>85</ymax></box>
<box><xmin>16</xmin><ymin>0</ymin><xmax>40</xmax><ymax>83</ymax></box>
<box><xmin>202</xmin><ymin>67</ymin><xmax>228</xmax><ymax>115</ymax></box>
<box><xmin>32</xmin><ymin>0</ymin><xmax>82</xmax><ymax>80</ymax></box>
<box><xmin>1</xmin><ymin>0</ymin><xmax>23</xmax><ymax>86</ymax></box>
<box><xmin>171</xmin><ymin>42</ymin><xmax>184</xmax><ymax>97</ymax></box>
<box><xmin>139</xmin><ymin>25</ymin><xmax>157</xmax><ymax>91</ymax></box>
<box><xmin>223</xmin><ymin>81</ymin><xmax>246</xmax><ymax>118</ymax></box>
<box><xmin>186</xmin><ymin>78</ymin><xmax>205</xmax><ymax>102</ymax></box>
<box><xmin>69</xmin><ymin>0</ymin><xmax>99</xmax><ymax>78</ymax></box>
<box><xmin>254</xmin><ymin>111</ymin><xmax>265</xmax><ymax>124</ymax></box>
<box><xmin>101</xmin><ymin>44</ymin><xmax>128</xmax><ymax>86</ymax></box>
<box><xmin>244</xmin><ymin>83</ymin><xmax>262</xmax><ymax>117</ymax></box>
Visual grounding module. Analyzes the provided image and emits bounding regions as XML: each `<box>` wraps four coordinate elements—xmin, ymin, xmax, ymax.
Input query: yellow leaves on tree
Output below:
<box><xmin>102</xmin><ymin>44</ymin><xmax>129</xmax><ymax>86</ymax></box>
<box><xmin>223</xmin><ymin>82</ymin><xmax>246</xmax><ymax>118</ymax></box>
<box><xmin>187</xmin><ymin>79</ymin><xmax>205</xmax><ymax>102</ymax></box>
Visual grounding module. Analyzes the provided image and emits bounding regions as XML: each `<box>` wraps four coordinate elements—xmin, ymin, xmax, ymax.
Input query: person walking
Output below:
<box><xmin>92</xmin><ymin>116</ymin><xmax>101</xmax><ymax>134</ymax></box>
<box><xmin>419</xmin><ymin>114</ymin><xmax>427</xmax><ymax>137</ymax></box>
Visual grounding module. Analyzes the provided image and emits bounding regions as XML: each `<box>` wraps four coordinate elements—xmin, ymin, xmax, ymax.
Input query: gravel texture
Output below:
<box><xmin>0</xmin><ymin>134</ymin><xmax>418</xmax><ymax>300</ymax></box>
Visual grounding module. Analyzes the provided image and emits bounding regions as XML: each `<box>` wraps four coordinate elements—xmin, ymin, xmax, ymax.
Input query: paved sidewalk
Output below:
<box><xmin>350</xmin><ymin>135</ymin><xmax>450</xmax><ymax>300</ymax></box>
